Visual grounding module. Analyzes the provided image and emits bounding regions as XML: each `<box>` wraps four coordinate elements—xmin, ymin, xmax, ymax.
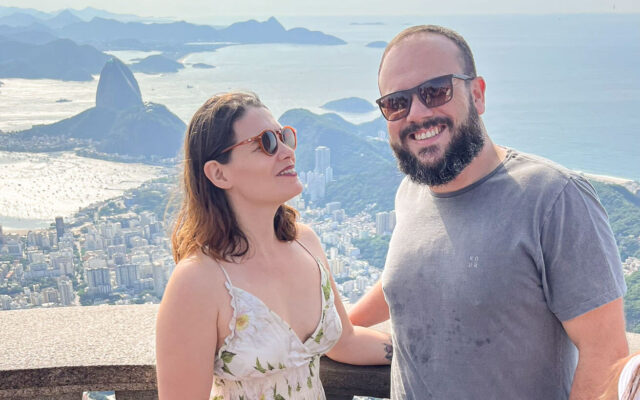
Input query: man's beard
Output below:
<box><xmin>391</xmin><ymin>99</ymin><xmax>485</xmax><ymax>187</ymax></box>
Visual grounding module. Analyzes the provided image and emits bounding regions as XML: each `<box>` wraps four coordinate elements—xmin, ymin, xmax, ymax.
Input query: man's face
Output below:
<box><xmin>378</xmin><ymin>33</ymin><xmax>486</xmax><ymax>186</ymax></box>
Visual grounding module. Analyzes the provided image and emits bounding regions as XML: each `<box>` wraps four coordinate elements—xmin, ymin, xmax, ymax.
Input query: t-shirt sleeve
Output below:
<box><xmin>539</xmin><ymin>176</ymin><xmax>626</xmax><ymax>321</ymax></box>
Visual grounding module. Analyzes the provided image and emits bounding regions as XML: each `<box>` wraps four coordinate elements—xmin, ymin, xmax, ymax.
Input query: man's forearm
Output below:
<box><xmin>348</xmin><ymin>280</ymin><xmax>390</xmax><ymax>327</ymax></box>
<box><xmin>570</xmin><ymin>351</ymin><xmax>627</xmax><ymax>400</ymax></box>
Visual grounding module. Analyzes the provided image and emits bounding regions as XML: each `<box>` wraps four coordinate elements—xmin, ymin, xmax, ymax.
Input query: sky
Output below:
<box><xmin>0</xmin><ymin>0</ymin><xmax>638</xmax><ymax>22</ymax></box>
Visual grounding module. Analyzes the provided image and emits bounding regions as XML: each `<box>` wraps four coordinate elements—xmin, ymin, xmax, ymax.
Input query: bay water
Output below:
<box><xmin>0</xmin><ymin>14</ymin><xmax>638</xmax><ymax>229</ymax></box>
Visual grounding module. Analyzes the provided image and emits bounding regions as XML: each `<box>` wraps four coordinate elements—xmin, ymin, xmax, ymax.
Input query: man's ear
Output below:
<box><xmin>203</xmin><ymin>160</ymin><xmax>232</xmax><ymax>189</ymax></box>
<box><xmin>471</xmin><ymin>76</ymin><xmax>486</xmax><ymax>115</ymax></box>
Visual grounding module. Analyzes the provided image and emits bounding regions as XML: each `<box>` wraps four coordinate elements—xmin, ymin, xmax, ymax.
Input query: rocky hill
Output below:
<box><xmin>279</xmin><ymin>109</ymin><xmax>400</xmax><ymax>213</ymax></box>
<box><xmin>6</xmin><ymin>58</ymin><xmax>185</xmax><ymax>159</ymax></box>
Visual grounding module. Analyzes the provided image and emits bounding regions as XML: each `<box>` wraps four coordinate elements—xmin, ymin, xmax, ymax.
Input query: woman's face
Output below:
<box><xmin>223</xmin><ymin>106</ymin><xmax>303</xmax><ymax>206</ymax></box>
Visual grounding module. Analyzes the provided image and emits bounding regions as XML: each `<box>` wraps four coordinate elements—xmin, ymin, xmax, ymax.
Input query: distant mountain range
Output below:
<box><xmin>0</xmin><ymin>38</ymin><xmax>110</xmax><ymax>80</ymax></box>
<box><xmin>0</xmin><ymin>6</ymin><xmax>164</xmax><ymax>23</ymax></box>
<box><xmin>0</xmin><ymin>9</ymin><xmax>346</xmax><ymax>81</ymax></box>
<box><xmin>0</xmin><ymin>7</ymin><xmax>346</xmax><ymax>49</ymax></box>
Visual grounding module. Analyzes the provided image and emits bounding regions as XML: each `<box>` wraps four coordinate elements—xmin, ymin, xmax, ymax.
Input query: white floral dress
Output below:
<box><xmin>211</xmin><ymin>241</ymin><xmax>343</xmax><ymax>400</ymax></box>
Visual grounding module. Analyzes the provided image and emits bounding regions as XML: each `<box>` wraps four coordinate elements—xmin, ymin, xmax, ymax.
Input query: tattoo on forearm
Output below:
<box><xmin>384</xmin><ymin>342</ymin><xmax>393</xmax><ymax>361</ymax></box>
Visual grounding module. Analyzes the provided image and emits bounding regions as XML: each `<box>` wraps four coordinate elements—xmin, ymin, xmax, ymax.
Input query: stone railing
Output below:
<box><xmin>5</xmin><ymin>304</ymin><xmax>639</xmax><ymax>399</ymax></box>
<box><xmin>0</xmin><ymin>305</ymin><xmax>390</xmax><ymax>400</ymax></box>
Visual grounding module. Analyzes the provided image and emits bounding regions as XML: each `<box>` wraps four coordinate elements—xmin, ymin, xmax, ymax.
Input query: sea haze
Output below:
<box><xmin>0</xmin><ymin>14</ymin><xmax>638</xmax><ymax>229</ymax></box>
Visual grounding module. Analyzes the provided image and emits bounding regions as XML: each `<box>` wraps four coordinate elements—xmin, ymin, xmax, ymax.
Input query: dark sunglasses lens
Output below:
<box><xmin>379</xmin><ymin>94</ymin><xmax>411</xmax><ymax>121</ymax></box>
<box><xmin>419</xmin><ymin>76</ymin><xmax>453</xmax><ymax>108</ymax></box>
<box><xmin>261</xmin><ymin>131</ymin><xmax>278</xmax><ymax>155</ymax></box>
<box><xmin>281</xmin><ymin>127</ymin><xmax>296</xmax><ymax>149</ymax></box>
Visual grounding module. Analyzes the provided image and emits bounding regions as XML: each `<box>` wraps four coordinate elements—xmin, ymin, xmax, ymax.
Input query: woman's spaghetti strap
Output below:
<box><xmin>215</xmin><ymin>260</ymin><xmax>233</xmax><ymax>286</ymax></box>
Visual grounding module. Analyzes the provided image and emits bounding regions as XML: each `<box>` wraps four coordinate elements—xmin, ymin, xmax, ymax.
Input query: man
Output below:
<box><xmin>349</xmin><ymin>25</ymin><xmax>628</xmax><ymax>399</ymax></box>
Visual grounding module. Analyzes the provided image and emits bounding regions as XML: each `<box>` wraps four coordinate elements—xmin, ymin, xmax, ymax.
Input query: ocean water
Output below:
<box><xmin>0</xmin><ymin>14</ymin><xmax>638</xmax><ymax>228</ymax></box>
<box><xmin>0</xmin><ymin>151</ymin><xmax>162</xmax><ymax>230</ymax></box>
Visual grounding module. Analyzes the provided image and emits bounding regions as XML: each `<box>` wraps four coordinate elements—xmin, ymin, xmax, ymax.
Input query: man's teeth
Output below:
<box><xmin>413</xmin><ymin>126</ymin><xmax>443</xmax><ymax>140</ymax></box>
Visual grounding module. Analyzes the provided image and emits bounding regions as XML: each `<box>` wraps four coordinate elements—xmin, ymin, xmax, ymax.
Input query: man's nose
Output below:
<box><xmin>405</xmin><ymin>93</ymin><xmax>435</xmax><ymax>124</ymax></box>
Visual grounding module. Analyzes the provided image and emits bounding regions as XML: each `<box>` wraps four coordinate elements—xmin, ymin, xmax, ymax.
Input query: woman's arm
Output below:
<box><xmin>156</xmin><ymin>257</ymin><xmax>220</xmax><ymax>399</ymax></box>
<box><xmin>297</xmin><ymin>225</ymin><xmax>392</xmax><ymax>365</ymax></box>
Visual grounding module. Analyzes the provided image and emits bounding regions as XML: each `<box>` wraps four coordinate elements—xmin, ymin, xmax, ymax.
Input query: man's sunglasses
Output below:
<box><xmin>376</xmin><ymin>74</ymin><xmax>475</xmax><ymax>121</ymax></box>
<box><xmin>221</xmin><ymin>126</ymin><xmax>297</xmax><ymax>156</ymax></box>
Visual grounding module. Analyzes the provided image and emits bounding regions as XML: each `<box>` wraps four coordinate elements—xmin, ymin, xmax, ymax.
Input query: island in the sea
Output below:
<box><xmin>366</xmin><ymin>41</ymin><xmax>387</xmax><ymax>48</ymax></box>
<box><xmin>321</xmin><ymin>97</ymin><xmax>377</xmax><ymax>113</ymax></box>
<box><xmin>192</xmin><ymin>63</ymin><xmax>215</xmax><ymax>69</ymax></box>
<box><xmin>130</xmin><ymin>55</ymin><xmax>184</xmax><ymax>74</ymax></box>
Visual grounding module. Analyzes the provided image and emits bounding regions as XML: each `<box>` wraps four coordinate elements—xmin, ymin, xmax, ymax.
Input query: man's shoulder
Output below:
<box><xmin>503</xmin><ymin>148</ymin><xmax>587</xmax><ymax>189</ymax></box>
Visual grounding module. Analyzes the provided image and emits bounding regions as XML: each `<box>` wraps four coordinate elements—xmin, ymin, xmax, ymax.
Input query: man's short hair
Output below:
<box><xmin>379</xmin><ymin>25</ymin><xmax>477</xmax><ymax>77</ymax></box>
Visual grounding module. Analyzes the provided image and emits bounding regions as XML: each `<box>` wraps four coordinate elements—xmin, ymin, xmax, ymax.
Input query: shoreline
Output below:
<box><xmin>580</xmin><ymin>172</ymin><xmax>637</xmax><ymax>185</ymax></box>
<box><xmin>1</xmin><ymin>171</ymin><xmax>637</xmax><ymax>235</ymax></box>
<box><xmin>3</xmin><ymin>229</ymin><xmax>31</xmax><ymax>235</ymax></box>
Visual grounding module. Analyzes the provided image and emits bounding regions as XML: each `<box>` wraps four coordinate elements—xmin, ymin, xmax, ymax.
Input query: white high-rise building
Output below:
<box><xmin>329</xmin><ymin>258</ymin><xmax>344</xmax><ymax>276</ymax></box>
<box><xmin>306</xmin><ymin>171</ymin><xmax>326</xmax><ymax>202</ymax></box>
<box><xmin>0</xmin><ymin>295</ymin><xmax>11</xmax><ymax>310</ymax></box>
<box><xmin>389</xmin><ymin>210</ymin><xmax>397</xmax><ymax>232</ymax></box>
<box><xmin>314</xmin><ymin>146</ymin><xmax>331</xmax><ymax>173</ymax></box>
<box><xmin>115</xmin><ymin>264</ymin><xmax>139</xmax><ymax>288</ymax></box>
<box><xmin>376</xmin><ymin>212</ymin><xmax>390</xmax><ymax>236</ymax></box>
<box><xmin>85</xmin><ymin>267</ymin><xmax>111</xmax><ymax>295</ymax></box>
<box><xmin>57</xmin><ymin>277</ymin><xmax>74</xmax><ymax>306</ymax></box>
<box><xmin>30</xmin><ymin>291</ymin><xmax>42</xmax><ymax>306</ymax></box>
<box><xmin>324</xmin><ymin>166</ymin><xmax>333</xmax><ymax>183</ymax></box>
<box><xmin>52</xmin><ymin>253</ymin><xmax>74</xmax><ymax>275</ymax></box>
<box><xmin>325</xmin><ymin>202</ymin><xmax>341</xmax><ymax>213</ymax></box>
<box><xmin>153</xmin><ymin>264</ymin><xmax>166</xmax><ymax>297</ymax></box>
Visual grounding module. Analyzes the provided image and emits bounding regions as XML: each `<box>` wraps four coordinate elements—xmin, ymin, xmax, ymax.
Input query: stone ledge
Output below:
<box><xmin>0</xmin><ymin>305</ymin><xmax>390</xmax><ymax>399</ymax></box>
<box><xmin>0</xmin><ymin>305</ymin><xmax>157</xmax><ymax>370</ymax></box>
<box><xmin>0</xmin><ymin>360</ymin><xmax>389</xmax><ymax>399</ymax></box>
<box><xmin>0</xmin><ymin>365</ymin><xmax>156</xmax><ymax>398</ymax></box>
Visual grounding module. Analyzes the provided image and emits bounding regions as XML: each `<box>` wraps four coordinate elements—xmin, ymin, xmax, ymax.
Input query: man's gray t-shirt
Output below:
<box><xmin>381</xmin><ymin>149</ymin><xmax>626</xmax><ymax>399</ymax></box>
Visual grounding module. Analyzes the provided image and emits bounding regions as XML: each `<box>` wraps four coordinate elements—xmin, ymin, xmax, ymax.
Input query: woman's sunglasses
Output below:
<box><xmin>376</xmin><ymin>73</ymin><xmax>475</xmax><ymax>121</ymax></box>
<box><xmin>221</xmin><ymin>126</ymin><xmax>297</xmax><ymax>156</ymax></box>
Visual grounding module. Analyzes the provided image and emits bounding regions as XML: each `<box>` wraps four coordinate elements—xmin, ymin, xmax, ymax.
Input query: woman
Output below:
<box><xmin>156</xmin><ymin>92</ymin><xmax>391</xmax><ymax>399</ymax></box>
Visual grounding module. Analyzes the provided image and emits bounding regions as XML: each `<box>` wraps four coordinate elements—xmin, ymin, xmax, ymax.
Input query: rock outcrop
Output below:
<box><xmin>12</xmin><ymin>57</ymin><xmax>185</xmax><ymax>159</ymax></box>
<box><xmin>95</xmin><ymin>57</ymin><xmax>143</xmax><ymax>110</ymax></box>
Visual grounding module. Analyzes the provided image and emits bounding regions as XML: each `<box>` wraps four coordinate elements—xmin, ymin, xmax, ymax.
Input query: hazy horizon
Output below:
<box><xmin>0</xmin><ymin>0</ymin><xmax>638</xmax><ymax>24</ymax></box>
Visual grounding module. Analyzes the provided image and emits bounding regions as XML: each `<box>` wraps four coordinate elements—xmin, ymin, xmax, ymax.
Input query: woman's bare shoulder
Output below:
<box><xmin>164</xmin><ymin>252</ymin><xmax>228</xmax><ymax>309</ymax></box>
<box><xmin>295</xmin><ymin>223</ymin><xmax>324</xmax><ymax>255</ymax></box>
<box><xmin>296</xmin><ymin>222</ymin><xmax>318</xmax><ymax>238</ymax></box>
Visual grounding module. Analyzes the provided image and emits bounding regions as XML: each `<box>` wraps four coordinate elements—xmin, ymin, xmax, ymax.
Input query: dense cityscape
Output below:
<box><xmin>0</xmin><ymin>146</ymin><xmax>398</xmax><ymax>311</ymax></box>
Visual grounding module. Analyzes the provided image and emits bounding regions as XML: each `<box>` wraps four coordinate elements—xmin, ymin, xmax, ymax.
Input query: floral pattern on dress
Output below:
<box><xmin>210</xmin><ymin>241</ymin><xmax>342</xmax><ymax>400</ymax></box>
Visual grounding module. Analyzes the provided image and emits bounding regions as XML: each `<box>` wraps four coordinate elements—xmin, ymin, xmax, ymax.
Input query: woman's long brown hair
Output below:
<box><xmin>171</xmin><ymin>92</ymin><xmax>298</xmax><ymax>263</ymax></box>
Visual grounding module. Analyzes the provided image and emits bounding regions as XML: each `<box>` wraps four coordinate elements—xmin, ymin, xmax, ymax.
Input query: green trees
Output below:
<box><xmin>352</xmin><ymin>235</ymin><xmax>391</xmax><ymax>269</ymax></box>
<box><xmin>591</xmin><ymin>181</ymin><xmax>640</xmax><ymax>261</ymax></box>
